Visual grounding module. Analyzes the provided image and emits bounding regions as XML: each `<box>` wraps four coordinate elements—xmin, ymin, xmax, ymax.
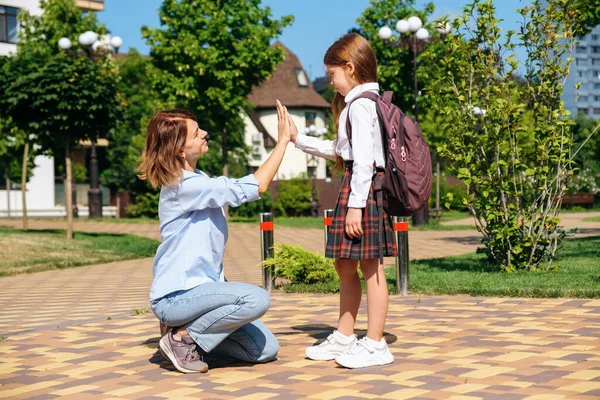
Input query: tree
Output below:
<box><xmin>355</xmin><ymin>0</ymin><xmax>436</xmax><ymax>117</ymax></box>
<box><xmin>102</xmin><ymin>49</ymin><xmax>155</xmax><ymax>198</ymax></box>
<box><xmin>0</xmin><ymin>49</ymin><xmax>37</xmax><ymax>228</ymax></box>
<box><xmin>2</xmin><ymin>0</ymin><xmax>121</xmax><ymax>238</ymax></box>
<box><xmin>428</xmin><ymin>0</ymin><xmax>578</xmax><ymax>271</ymax></box>
<box><xmin>141</xmin><ymin>0</ymin><xmax>293</xmax><ymax>179</ymax></box>
<box><xmin>567</xmin><ymin>0</ymin><xmax>600</xmax><ymax>37</ymax></box>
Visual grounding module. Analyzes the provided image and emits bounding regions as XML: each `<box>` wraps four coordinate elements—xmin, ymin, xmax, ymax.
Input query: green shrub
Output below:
<box><xmin>126</xmin><ymin>191</ymin><xmax>159</xmax><ymax>219</ymax></box>
<box><xmin>230</xmin><ymin>189</ymin><xmax>274</xmax><ymax>218</ymax></box>
<box><xmin>261</xmin><ymin>243</ymin><xmax>337</xmax><ymax>284</ymax></box>
<box><xmin>275</xmin><ymin>177</ymin><xmax>314</xmax><ymax>217</ymax></box>
<box><xmin>434</xmin><ymin>176</ymin><xmax>468</xmax><ymax>210</ymax></box>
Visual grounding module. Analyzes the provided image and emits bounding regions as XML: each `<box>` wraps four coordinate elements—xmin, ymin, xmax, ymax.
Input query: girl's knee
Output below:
<box><xmin>335</xmin><ymin>259</ymin><xmax>359</xmax><ymax>280</ymax></box>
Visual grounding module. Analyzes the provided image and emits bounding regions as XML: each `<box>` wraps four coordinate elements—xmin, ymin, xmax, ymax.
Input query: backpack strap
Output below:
<box><xmin>344</xmin><ymin>91</ymin><xmax>386</xmax><ymax>264</ymax></box>
<box><xmin>344</xmin><ymin>92</ymin><xmax>380</xmax><ymax>143</ymax></box>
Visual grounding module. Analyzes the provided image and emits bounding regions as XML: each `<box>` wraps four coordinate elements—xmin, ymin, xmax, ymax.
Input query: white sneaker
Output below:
<box><xmin>335</xmin><ymin>337</ymin><xmax>394</xmax><ymax>368</ymax></box>
<box><xmin>305</xmin><ymin>331</ymin><xmax>357</xmax><ymax>361</ymax></box>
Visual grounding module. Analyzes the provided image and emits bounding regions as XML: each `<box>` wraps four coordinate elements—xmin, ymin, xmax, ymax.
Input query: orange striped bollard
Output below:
<box><xmin>260</xmin><ymin>212</ymin><xmax>275</xmax><ymax>292</ymax></box>
<box><xmin>394</xmin><ymin>216</ymin><xmax>409</xmax><ymax>295</ymax></box>
<box><xmin>323</xmin><ymin>209</ymin><xmax>334</xmax><ymax>252</ymax></box>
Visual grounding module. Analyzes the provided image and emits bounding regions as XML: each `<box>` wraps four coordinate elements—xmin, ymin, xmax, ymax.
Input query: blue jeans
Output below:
<box><xmin>150</xmin><ymin>282</ymin><xmax>279</xmax><ymax>363</ymax></box>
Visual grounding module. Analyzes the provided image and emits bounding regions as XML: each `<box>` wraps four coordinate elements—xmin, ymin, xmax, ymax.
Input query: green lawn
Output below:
<box><xmin>583</xmin><ymin>216</ymin><xmax>600</xmax><ymax>222</ymax></box>
<box><xmin>0</xmin><ymin>228</ymin><xmax>159</xmax><ymax>277</ymax></box>
<box><xmin>279</xmin><ymin>236</ymin><xmax>600</xmax><ymax>298</ymax></box>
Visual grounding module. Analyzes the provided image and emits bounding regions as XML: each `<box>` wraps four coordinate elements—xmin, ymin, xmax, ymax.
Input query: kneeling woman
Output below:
<box><xmin>138</xmin><ymin>102</ymin><xmax>292</xmax><ymax>373</ymax></box>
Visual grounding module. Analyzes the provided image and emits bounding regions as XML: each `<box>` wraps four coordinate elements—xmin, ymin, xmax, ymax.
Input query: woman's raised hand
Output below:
<box><xmin>276</xmin><ymin>100</ymin><xmax>291</xmax><ymax>144</ymax></box>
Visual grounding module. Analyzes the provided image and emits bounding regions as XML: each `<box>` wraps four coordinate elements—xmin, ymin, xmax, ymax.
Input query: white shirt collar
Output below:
<box><xmin>344</xmin><ymin>82</ymin><xmax>379</xmax><ymax>103</ymax></box>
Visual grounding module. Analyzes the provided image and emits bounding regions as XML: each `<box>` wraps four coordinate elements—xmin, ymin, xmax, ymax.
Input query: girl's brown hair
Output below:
<box><xmin>324</xmin><ymin>33</ymin><xmax>378</xmax><ymax>171</ymax></box>
<box><xmin>138</xmin><ymin>109</ymin><xmax>197</xmax><ymax>189</ymax></box>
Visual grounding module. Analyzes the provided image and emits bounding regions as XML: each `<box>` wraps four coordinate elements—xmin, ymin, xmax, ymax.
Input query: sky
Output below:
<box><xmin>97</xmin><ymin>0</ymin><xmax>530</xmax><ymax>80</ymax></box>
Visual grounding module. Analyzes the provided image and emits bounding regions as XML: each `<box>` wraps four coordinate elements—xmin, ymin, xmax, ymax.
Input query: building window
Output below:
<box><xmin>595</xmin><ymin>96</ymin><xmax>600</xmax><ymax>102</ymax></box>
<box><xmin>0</xmin><ymin>6</ymin><xmax>19</xmax><ymax>44</ymax></box>
<box><xmin>295</xmin><ymin>68</ymin><xmax>308</xmax><ymax>87</ymax></box>
<box><xmin>307</xmin><ymin>166</ymin><xmax>316</xmax><ymax>177</ymax></box>
<box><xmin>576</xmin><ymin>46</ymin><xmax>587</xmax><ymax>53</ymax></box>
<box><xmin>578</xmin><ymin>71</ymin><xmax>584</xmax><ymax>77</ymax></box>
<box><xmin>593</xmin><ymin>46</ymin><xmax>600</xmax><ymax>54</ymax></box>
<box><xmin>593</xmin><ymin>35</ymin><xmax>599</xmax><ymax>41</ymax></box>
<box><xmin>594</xmin><ymin>83</ymin><xmax>600</xmax><ymax>90</ymax></box>
<box><xmin>578</xmin><ymin>108</ymin><xmax>588</xmax><ymax>115</ymax></box>
<box><xmin>579</xmin><ymin>95</ymin><xmax>588</xmax><ymax>102</ymax></box>
<box><xmin>594</xmin><ymin>108</ymin><xmax>600</xmax><ymax>115</ymax></box>
<box><xmin>305</xmin><ymin>111</ymin><xmax>316</xmax><ymax>127</ymax></box>
<box><xmin>577</xmin><ymin>58</ymin><xmax>588</xmax><ymax>66</ymax></box>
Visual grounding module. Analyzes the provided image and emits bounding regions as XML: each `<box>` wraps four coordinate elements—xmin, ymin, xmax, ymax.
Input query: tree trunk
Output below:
<box><xmin>5</xmin><ymin>175</ymin><xmax>10</xmax><ymax>218</ymax></box>
<box><xmin>222</xmin><ymin>126</ymin><xmax>229</xmax><ymax>219</ymax></box>
<box><xmin>21</xmin><ymin>143</ymin><xmax>29</xmax><ymax>230</ymax></box>
<box><xmin>65</xmin><ymin>141</ymin><xmax>74</xmax><ymax>239</ymax></box>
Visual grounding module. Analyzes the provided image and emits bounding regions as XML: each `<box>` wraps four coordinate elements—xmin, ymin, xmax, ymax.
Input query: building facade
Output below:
<box><xmin>246</xmin><ymin>42</ymin><xmax>330</xmax><ymax>180</ymax></box>
<box><xmin>564</xmin><ymin>25</ymin><xmax>600</xmax><ymax>119</ymax></box>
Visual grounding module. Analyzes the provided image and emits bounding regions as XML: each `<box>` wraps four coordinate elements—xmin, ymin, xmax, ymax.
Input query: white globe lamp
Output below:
<box><xmin>378</xmin><ymin>26</ymin><xmax>393</xmax><ymax>40</ymax></box>
<box><xmin>395</xmin><ymin>19</ymin><xmax>410</xmax><ymax>34</ymax></box>
<box><xmin>407</xmin><ymin>16</ymin><xmax>423</xmax><ymax>32</ymax></box>
<box><xmin>58</xmin><ymin>37</ymin><xmax>71</xmax><ymax>50</ymax></box>
<box><xmin>110</xmin><ymin>36</ymin><xmax>123</xmax><ymax>49</ymax></box>
<box><xmin>415</xmin><ymin>28</ymin><xmax>430</xmax><ymax>40</ymax></box>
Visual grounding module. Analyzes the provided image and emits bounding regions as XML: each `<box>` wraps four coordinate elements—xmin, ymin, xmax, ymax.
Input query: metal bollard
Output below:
<box><xmin>394</xmin><ymin>216</ymin><xmax>409</xmax><ymax>295</ymax></box>
<box><xmin>260</xmin><ymin>212</ymin><xmax>275</xmax><ymax>292</ymax></box>
<box><xmin>323</xmin><ymin>208</ymin><xmax>334</xmax><ymax>253</ymax></box>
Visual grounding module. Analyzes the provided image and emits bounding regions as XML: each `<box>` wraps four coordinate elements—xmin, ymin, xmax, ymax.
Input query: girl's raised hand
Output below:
<box><xmin>276</xmin><ymin>100</ymin><xmax>291</xmax><ymax>144</ymax></box>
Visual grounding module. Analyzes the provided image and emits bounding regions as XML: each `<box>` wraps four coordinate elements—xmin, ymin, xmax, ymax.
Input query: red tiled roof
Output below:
<box><xmin>248</xmin><ymin>41</ymin><xmax>330</xmax><ymax>110</ymax></box>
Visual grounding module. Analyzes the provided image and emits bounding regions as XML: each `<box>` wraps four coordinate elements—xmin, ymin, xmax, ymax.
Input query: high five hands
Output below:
<box><xmin>276</xmin><ymin>100</ymin><xmax>298</xmax><ymax>144</ymax></box>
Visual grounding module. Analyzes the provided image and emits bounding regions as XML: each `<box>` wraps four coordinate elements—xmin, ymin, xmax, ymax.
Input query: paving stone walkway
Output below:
<box><xmin>0</xmin><ymin>213</ymin><xmax>599</xmax><ymax>399</ymax></box>
<box><xmin>1</xmin><ymin>295</ymin><xmax>599</xmax><ymax>399</ymax></box>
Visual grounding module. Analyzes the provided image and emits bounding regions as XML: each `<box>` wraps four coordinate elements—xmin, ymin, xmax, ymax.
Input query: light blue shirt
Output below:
<box><xmin>149</xmin><ymin>169</ymin><xmax>260</xmax><ymax>301</ymax></box>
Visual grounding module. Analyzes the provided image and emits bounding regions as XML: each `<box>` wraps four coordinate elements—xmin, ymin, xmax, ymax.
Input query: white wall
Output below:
<box><xmin>0</xmin><ymin>155</ymin><xmax>55</xmax><ymax>212</ymax></box>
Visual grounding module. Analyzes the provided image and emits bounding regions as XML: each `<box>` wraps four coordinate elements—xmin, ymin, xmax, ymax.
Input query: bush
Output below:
<box><xmin>261</xmin><ymin>243</ymin><xmax>337</xmax><ymax>284</ymax></box>
<box><xmin>230</xmin><ymin>189</ymin><xmax>273</xmax><ymax>218</ymax></box>
<box><xmin>431</xmin><ymin>176</ymin><xmax>468</xmax><ymax>210</ymax></box>
<box><xmin>275</xmin><ymin>177</ymin><xmax>315</xmax><ymax>217</ymax></box>
<box><xmin>126</xmin><ymin>191</ymin><xmax>159</xmax><ymax>218</ymax></box>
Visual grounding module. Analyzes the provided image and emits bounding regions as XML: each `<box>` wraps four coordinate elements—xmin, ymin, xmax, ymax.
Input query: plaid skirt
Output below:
<box><xmin>325</xmin><ymin>162</ymin><xmax>397</xmax><ymax>260</ymax></box>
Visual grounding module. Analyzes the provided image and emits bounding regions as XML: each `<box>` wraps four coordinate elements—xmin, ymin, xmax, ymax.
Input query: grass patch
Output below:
<box><xmin>277</xmin><ymin>236</ymin><xmax>600</xmax><ymax>298</ymax></box>
<box><xmin>0</xmin><ymin>228</ymin><xmax>159</xmax><ymax>277</ymax></box>
<box><xmin>0</xmin><ymin>336</ymin><xmax>6</xmax><ymax>342</ymax></box>
<box><xmin>583</xmin><ymin>216</ymin><xmax>600</xmax><ymax>222</ymax></box>
<box><xmin>131</xmin><ymin>307</ymin><xmax>151</xmax><ymax>316</ymax></box>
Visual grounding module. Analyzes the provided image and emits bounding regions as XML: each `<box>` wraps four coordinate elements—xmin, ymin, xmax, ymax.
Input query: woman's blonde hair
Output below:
<box><xmin>324</xmin><ymin>33</ymin><xmax>378</xmax><ymax>172</ymax></box>
<box><xmin>138</xmin><ymin>109</ymin><xmax>197</xmax><ymax>189</ymax></box>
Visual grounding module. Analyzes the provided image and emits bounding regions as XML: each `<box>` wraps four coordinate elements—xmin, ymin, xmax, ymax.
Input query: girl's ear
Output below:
<box><xmin>345</xmin><ymin>62</ymin><xmax>356</xmax><ymax>76</ymax></box>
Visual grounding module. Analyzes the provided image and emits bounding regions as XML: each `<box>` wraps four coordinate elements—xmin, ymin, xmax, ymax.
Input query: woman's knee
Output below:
<box><xmin>256</xmin><ymin>331</ymin><xmax>279</xmax><ymax>363</ymax></box>
<box><xmin>240</xmin><ymin>284</ymin><xmax>271</xmax><ymax>319</ymax></box>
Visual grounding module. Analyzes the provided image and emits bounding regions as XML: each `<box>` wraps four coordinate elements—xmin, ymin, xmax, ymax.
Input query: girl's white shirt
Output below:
<box><xmin>294</xmin><ymin>82</ymin><xmax>384</xmax><ymax>208</ymax></box>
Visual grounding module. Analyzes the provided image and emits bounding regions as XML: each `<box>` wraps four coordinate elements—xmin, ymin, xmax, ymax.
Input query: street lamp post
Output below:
<box><xmin>304</xmin><ymin>124</ymin><xmax>328</xmax><ymax>217</ymax></box>
<box><xmin>379</xmin><ymin>17</ymin><xmax>450</xmax><ymax>225</ymax></box>
<box><xmin>59</xmin><ymin>32</ymin><xmax>122</xmax><ymax>218</ymax></box>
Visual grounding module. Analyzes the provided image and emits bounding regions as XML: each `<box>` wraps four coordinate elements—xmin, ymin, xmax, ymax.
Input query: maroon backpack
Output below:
<box><xmin>346</xmin><ymin>91</ymin><xmax>432</xmax><ymax>217</ymax></box>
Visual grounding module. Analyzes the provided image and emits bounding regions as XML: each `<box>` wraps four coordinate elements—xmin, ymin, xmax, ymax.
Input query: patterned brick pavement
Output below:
<box><xmin>1</xmin><ymin>213</ymin><xmax>599</xmax><ymax>398</ymax></box>
<box><xmin>1</xmin><ymin>295</ymin><xmax>600</xmax><ymax>399</ymax></box>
